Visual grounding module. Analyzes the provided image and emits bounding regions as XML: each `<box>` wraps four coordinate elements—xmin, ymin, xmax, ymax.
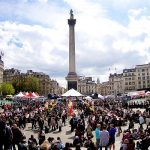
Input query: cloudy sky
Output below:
<box><xmin>0</xmin><ymin>0</ymin><xmax>150</xmax><ymax>87</ymax></box>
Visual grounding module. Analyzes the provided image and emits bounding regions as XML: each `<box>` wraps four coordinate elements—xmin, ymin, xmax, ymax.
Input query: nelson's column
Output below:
<box><xmin>66</xmin><ymin>10</ymin><xmax>78</xmax><ymax>90</ymax></box>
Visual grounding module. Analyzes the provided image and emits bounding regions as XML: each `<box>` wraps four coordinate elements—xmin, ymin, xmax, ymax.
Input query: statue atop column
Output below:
<box><xmin>70</xmin><ymin>9</ymin><xmax>74</xmax><ymax>19</ymax></box>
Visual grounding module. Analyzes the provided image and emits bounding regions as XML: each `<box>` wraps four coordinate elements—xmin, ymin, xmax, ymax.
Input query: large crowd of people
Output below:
<box><xmin>0</xmin><ymin>97</ymin><xmax>150</xmax><ymax>150</ymax></box>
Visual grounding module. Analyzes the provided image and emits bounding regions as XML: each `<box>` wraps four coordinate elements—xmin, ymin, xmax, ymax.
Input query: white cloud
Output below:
<box><xmin>0</xmin><ymin>0</ymin><xmax>150</xmax><ymax>87</ymax></box>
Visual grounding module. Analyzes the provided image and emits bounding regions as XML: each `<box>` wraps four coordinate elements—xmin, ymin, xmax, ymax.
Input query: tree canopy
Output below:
<box><xmin>12</xmin><ymin>76</ymin><xmax>39</xmax><ymax>93</ymax></box>
<box><xmin>0</xmin><ymin>83</ymin><xmax>15</xmax><ymax>96</ymax></box>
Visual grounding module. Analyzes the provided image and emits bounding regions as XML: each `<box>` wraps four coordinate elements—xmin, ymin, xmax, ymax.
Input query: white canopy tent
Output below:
<box><xmin>15</xmin><ymin>92</ymin><xmax>25</xmax><ymax>97</ymax></box>
<box><xmin>98</xmin><ymin>94</ymin><xmax>104</xmax><ymax>99</ymax></box>
<box><xmin>32</xmin><ymin>92</ymin><xmax>39</xmax><ymax>98</ymax></box>
<box><xmin>146</xmin><ymin>91</ymin><xmax>150</xmax><ymax>95</ymax></box>
<box><xmin>62</xmin><ymin>88</ymin><xmax>83</xmax><ymax>97</ymax></box>
<box><xmin>85</xmin><ymin>96</ymin><xmax>92</xmax><ymax>101</ymax></box>
<box><xmin>127</xmin><ymin>91</ymin><xmax>139</xmax><ymax>96</ymax></box>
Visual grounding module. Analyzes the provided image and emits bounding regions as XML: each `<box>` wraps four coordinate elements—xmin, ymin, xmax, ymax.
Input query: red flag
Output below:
<box><xmin>68</xmin><ymin>101</ymin><xmax>73</xmax><ymax>116</ymax></box>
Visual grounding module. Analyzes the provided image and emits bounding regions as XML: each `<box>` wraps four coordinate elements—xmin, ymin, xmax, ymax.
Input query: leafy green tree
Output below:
<box><xmin>0</xmin><ymin>83</ymin><xmax>15</xmax><ymax>96</ymax></box>
<box><xmin>24</xmin><ymin>76</ymin><xmax>39</xmax><ymax>92</ymax></box>
<box><xmin>12</xmin><ymin>76</ymin><xmax>39</xmax><ymax>93</ymax></box>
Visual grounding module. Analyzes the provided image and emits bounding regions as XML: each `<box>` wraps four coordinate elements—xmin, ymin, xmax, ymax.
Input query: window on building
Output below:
<box><xmin>147</xmin><ymin>76</ymin><xmax>149</xmax><ymax>79</ymax></box>
<box><xmin>142</xmin><ymin>69</ymin><xmax>145</xmax><ymax>72</ymax></box>
<box><xmin>129</xmin><ymin>78</ymin><xmax>131</xmax><ymax>80</ymax></box>
<box><xmin>142</xmin><ymin>73</ymin><xmax>145</xmax><ymax>76</ymax></box>
<box><xmin>139</xmin><ymin>81</ymin><xmax>141</xmax><ymax>84</ymax></box>
<box><xmin>142</xmin><ymin>77</ymin><xmax>145</xmax><ymax>80</ymax></box>
<box><xmin>138</xmin><ymin>77</ymin><xmax>141</xmax><ymax>79</ymax></box>
<box><xmin>132</xmin><ymin>77</ymin><xmax>135</xmax><ymax>80</ymax></box>
<box><xmin>129</xmin><ymin>82</ymin><xmax>132</xmax><ymax>85</ymax></box>
<box><xmin>148</xmin><ymin>80</ymin><xmax>150</xmax><ymax>83</ymax></box>
<box><xmin>147</xmin><ymin>73</ymin><xmax>149</xmax><ymax>75</ymax></box>
<box><xmin>125</xmin><ymin>82</ymin><xmax>128</xmax><ymax>85</ymax></box>
<box><xmin>132</xmin><ymin>82</ymin><xmax>135</xmax><ymax>85</ymax></box>
<box><xmin>143</xmin><ymin>81</ymin><xmax>145</xmax><ymax>84</ymax></box>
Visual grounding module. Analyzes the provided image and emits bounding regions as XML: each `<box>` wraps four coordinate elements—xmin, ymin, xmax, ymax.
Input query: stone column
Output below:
<box><xmin>66</xmin><ymin>10</ymin><xmax>78</xmax><ymax>90</ymax></box>
<box><xmin>68</xmin><ymin>10</ymin><xmax>76</xmax><ymax>74</ymax></box>
<box><xmin>69</xmin><ymin>23</ymin><xmax>76</xmax><ymax>73</ymax></box>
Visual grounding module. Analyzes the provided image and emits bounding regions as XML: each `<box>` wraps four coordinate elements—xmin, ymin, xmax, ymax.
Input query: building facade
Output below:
<box><xmin>109</xmin><ymin>73</ymin><xmax>123</xmax><ymax>95</ymax></box>
<box><xmin>135</xmin><ymin>63</ymin><xmax>150</xmax><ymax>90</ymax></box>
<box><xmin>122</xmin><ymin>68</ymin><xmax>136</xmax><ymax>93</ymax></box>
<box><xmin>78</xmin><ymin>76</ymin><xmax>96</xmax><ymax>95</ymax></box>
<box><xmin>78</xmin><ymin>76</ymin><xmax>110</xmax><ymax>96</ymax></box>
<box><xmin>0</xmin><ymin>58</ymin><xmax>4</xmax><ymax>86</ymax></box>
<box><xmin>108</xmin><ymin>63</ymin><xmax>150</xmax><ymax>95</ymax></box>
<box><xmin>3</xmin><ymin>68</ymin><xmax>63</xmax><ymax>96</ymax></box>
<box><xmin>97</xmin><ymin>81</ymin><xmax>111</xmax><ymax>96</ymax></box>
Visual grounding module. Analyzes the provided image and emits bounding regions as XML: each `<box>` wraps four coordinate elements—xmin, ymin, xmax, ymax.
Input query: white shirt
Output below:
<box><xmin>146</xmin><ymin>117</ymin><xmax>150</xmax><ymax>125</ymax></box>
<box><xmin>139</xmin><ymin>116</ymin><xmax>144</xmax><ymax>124</ymax></box>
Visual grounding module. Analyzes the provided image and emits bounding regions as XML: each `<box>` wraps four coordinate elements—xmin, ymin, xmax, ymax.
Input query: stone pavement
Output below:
<box><xmin>22</xmin><ymin>119</ymin><xmax>146</xmax><ymax>150</ymax></box>
<box><xmin>22</xmin><ymin>109</ymin><xmax>146</xmax><ymax>150</ymax></box>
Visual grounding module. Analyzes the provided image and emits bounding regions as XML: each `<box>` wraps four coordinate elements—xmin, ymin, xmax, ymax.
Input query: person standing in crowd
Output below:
<box><xmin>120</xmin><ymin>139</ymin><xmax>129</xmax><ymax>150</ymax></box>
<box><xmin>109</xmin><ymin>124</ymin><xmax>116</xmax><ymax>150</ymax></box>
<box><xmin>38</xmin><ymin>117</ymin><xmax>44</xmax><ymax>131</ymax></box>
<box><xmin>58</xmin><ymin>117</ymin><xmax>62</xmax><ymax>132</ymax></box>
<box><xmin>70</xmin><ymin>116</ymin><xmax>77</xmax><ymax>132</ymax></box>
<box><xmin>0</xmin><ymin>119</ymin><xmax>13</xmax><ymax>150</ymax></box>
<box><xmin>63</xmin><ymin>143</ymin><xmax>72</xmax><ymax>150</ymax></box>
<box><xmin>128</xmin><ymin>119</ymin><xmax>134</xmax><ymax>130</ymax></box>
<box><xmin>118</xmin><ymin>117</ymin><xmax>122</xmax><ymax>135</ymax></box>
<box><xmin>51</xmin><ymin>116</ymin><xmax>56</xmax><ymax>131</ymax></box>
<box><xmin>28</xmin><ymin>135</ymin><xmax>38</xmax><ymax>150</ymax></box>
<box><xmin>38</xmin><ymin>130</ymin><xmax>45</xmax><ymax>145</ymax></box>
<box><xmin>86</xmin><ymin>124</ymin><xmax>93</xmax><ymax>138</ymax></box>
<box><xmin>145</xmin><ymin>115</ymin><xmax>150</xmax><ymax>129</ymax></box>
<box><xmin>99</xmin><ymin>125</ymin><xmax>109</xmax><ymax>150</ymax></box>
<box><xmin>62</xmin><ymin>113</ymin><xmax>66</xmax><ymax>126</ymax></box>
<box><xmin>139</xmin><ymin>115</ymin><xmax>145</xmax><ymax>129</ymax></box>
<box><xmin>31</xmin><ymin>113</ymin><xmax>37</xmax><ymax>130</ymax></box>
<box><xmin>95</xmin><ymin>124</ymin><xmax>100</xmax><ymax>150</ymax></box>
<box><xmin>127</xmin><ymin>138</ymin><xmax>135</xmax><ymax>150</ymax></box>
<box><xmin>12</xmin><ymin>123</ymin><xmax>24</xmax><ymax>150</ymax></box>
